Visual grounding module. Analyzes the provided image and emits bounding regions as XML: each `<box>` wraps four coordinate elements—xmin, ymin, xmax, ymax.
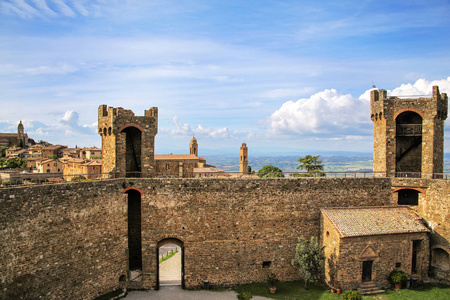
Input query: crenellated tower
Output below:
<box><xmin>239</xmin><ymin>142</ymin><xmax>248</xmax><ymax>175</ymax></box>
<box><xmin>371</xmin><ymin>86</ymin><xmax>447</xmax><ymax>178</ymax></box>
<box><xmin>98</xmin><ymin>105</ymin><xmax>158</xmax><ymax>178</ymax></box>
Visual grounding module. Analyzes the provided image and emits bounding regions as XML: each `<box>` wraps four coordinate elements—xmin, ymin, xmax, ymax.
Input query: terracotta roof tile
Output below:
<box><xmin>321</xmin><ymin>207</ymin><xmax>429</xmax><ymax>238</ymax></box>
<box><xmin>155</xmin><ymin>154</ymin><xmax>199</xmax><ymax>160</ymax></box>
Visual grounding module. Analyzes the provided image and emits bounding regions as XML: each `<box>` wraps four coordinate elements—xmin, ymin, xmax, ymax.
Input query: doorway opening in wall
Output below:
<box><xmin>397</xmin><ymin>189</ymin><xmax>419</xmax><ymax>205</ymax></box>
<box><xmin>127</xmin><ymin>189</ymin><xmax>142</xmax><ymax>281</ymax></box>
<box><xmin>121</xmin><ymin>126</ymin><xmax>142</xmax><ymax>178</ymax></box>
<box><xmin>362</xmin><ymin>260</ymin><xmax>373</xmax><ymax>282</ymax></box>
<box><xmin>157</xmin><ymin>238</ymin><xmax>184</xmax><ymax>289</ymax></box>
<box><xmin>412</xmin><ymin>240</ymin><xmax>422</xmax><ymax>274</ymax></box>
<box><xmin>395</xmin><ymin>111</ymin><xmax>422</xmax><ymax>177</ymax></box>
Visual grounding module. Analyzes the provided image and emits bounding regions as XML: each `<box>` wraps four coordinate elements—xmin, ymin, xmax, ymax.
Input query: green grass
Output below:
<box><xmin>229</xmin><ymin>281</ymin><xmax>450</xmax><ymax>300</ymax></box>
<box><xmin>365</xmin><ymin>284</ymin><xmax>450</xmax><ymax>300</ymax></box>
<box><xmin>159</xmin><ymin>249</ymin><xmax>179</xmax><ymax>264</ymax></box>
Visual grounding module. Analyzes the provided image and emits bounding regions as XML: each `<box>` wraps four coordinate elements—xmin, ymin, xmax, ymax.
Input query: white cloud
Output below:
<box><xmin>59</xmin><ymin>110</ymin><xmax>96</xmax><ymax>135</ymax></box>
<box><xmin>267</xmin><ymin>89</ymin><xmax>371</xmax><ymax>136</ymax></box>
<box><xmin>389</xmin><ymin>77</ymin><xmax>450</xmax><ymax>97</ymax></box>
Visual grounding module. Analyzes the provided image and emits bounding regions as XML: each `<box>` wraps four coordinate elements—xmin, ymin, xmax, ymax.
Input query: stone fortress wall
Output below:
<box><xmin>2</xmin><ymin>177</ymin><xmax>397</xmax><ymax>300</ymax></box>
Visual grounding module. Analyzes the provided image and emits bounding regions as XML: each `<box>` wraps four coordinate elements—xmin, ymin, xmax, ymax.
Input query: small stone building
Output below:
<box><xmin>321</xmin><ymin>207</ymin><xmax>429</xmax><ymax>290</ymax></box>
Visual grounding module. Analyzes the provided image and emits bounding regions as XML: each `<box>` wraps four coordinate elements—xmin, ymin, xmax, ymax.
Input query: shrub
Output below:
<box><xmin>237</xmin><ymin>290</ymin><xmax>253</xmax><ymax>300</ymax></box>
<box><xmin>267</xmin><ymin>273</ymin><xmax>279</xmax><ymax>288</ymax></box>
<box><xmin>388</xmin><ymin>270</ymin><xmax>408</xmax><ymax>285</ymax></box>
<box><xmin>340</xmin><ymin>290</ymin><xmax>362</xmax><ymax>300</ymax></box>
<box><xmin>71</xmin><ymin>175</ymin><xmax>86</xmax><ymax>182</ymax></box>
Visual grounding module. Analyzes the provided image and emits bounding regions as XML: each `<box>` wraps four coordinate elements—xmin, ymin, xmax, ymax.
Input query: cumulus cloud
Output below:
<box><xmin>59</xmin><ymin>111</ymin><xmax>96</xmax><ymax>135</ymax></box>
<box><xmin>268</xmin><ymin>89</ymin><xmax>371</xmax><ymax>136</ymax></box>
<box><xmin>389</xmin><ymin>77</ymin><xmax>450</xmax><ymax>96</ymax></box>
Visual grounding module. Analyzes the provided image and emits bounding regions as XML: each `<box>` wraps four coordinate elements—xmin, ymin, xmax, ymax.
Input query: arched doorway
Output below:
<box><xmin>395</xmin><ymin>111</ymin><xmax>422</xmax><ymax>177</ymax></box>
<box><xmin>396</xmin><ymin>188</ymin><xmax>420</xmax><ymax>205</ymax></box>
<box><xmin>126</xmin><ymin>189</ymin><xmax>142</xmax><ymax>281</ymax></box>
<box><xmin>157</xmin><ymin>238</ymin><xmax>184</xmax><ymax>289</ymax></box>
<box><xmin>120</xmin><ymin>126</ymin><xmax>142</xmax><ymax>178</ymax></box>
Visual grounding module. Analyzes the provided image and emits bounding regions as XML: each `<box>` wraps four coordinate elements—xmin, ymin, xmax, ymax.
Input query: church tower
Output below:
<box><xmin>240</xmin><ymin>142</ymin><xmax>248</xmax><ymax>175</ymax></box>
<box><xmin>371</xmin><ymin>86</ymin><xmax>447</xmax><ymax>178</ymax></box>
<box><xmin>189</xmin><ymin>136</ymin><xmax>198</xmax><ymax>156</ymax></box>
<box><xmin>17</xmin><ymin>121</ymin><xmax>25</xmax><ymax>147</ymax></box>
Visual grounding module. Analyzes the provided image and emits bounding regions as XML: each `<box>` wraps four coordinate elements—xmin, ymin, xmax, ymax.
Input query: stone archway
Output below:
<box><xmin>120</xmin><ymin>126</ymin><xmax>142</xmax><ymax>178</ymax></box>
<box><xmin>395</xmin><ymin>111</ymin><xmax>423</xmax><ymax>177</ymax></box>
<box><xmin>157</xmin><ymin>238</ymin><xmax>184</xmax><ymax>289</ymax></box>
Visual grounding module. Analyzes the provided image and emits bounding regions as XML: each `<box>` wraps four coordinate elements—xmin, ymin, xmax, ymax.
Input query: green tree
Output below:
<box><xmin>257</xmin><ymin>165</ymin><xmax>284</xmax><ymax>178</ymax></box>
<box><xmin>295</xmin><ymin>155</ymin><xmax>325</xmax><ymax>177</ymax></box>
<box><xmin>49</xmin><ymin>154</ymin><xmax>59</xmax><ymax>160</ymax></box>
<box><xmin>0</xmin><ymin>146</ymin><xmax>8</xmax><ymax>157</ymax></box>
<box><xmin>5</xmin><ymin>158</ymin><xmax>22</xmax><ymax>168</ymax></box>
<box><xmin>291</xmin><ymin>236</ymin><xmax>325</xmax><ymax>289</ymax></box>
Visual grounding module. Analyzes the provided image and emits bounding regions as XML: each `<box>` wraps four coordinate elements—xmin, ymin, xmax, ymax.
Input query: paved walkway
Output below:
<box><xmin>159</xmin><ymin>251</ymin><xmax>181</xmax><ymax>286</ymax></box>
<box><xmin>124</xmin><ymin>286</ymin><xmax>271</xmax><ymax>300</ymax></box>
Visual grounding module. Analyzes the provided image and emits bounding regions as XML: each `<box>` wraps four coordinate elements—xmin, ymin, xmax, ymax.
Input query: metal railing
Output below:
<box><xmin>2</xmin><ymin>170</ymin><xmax>450</xmax><ymax>188</ymax></box>
<box><xmin>396</xmin><ymin>124</ymin><xmax>422</xmax><ymax>136</ymax></box>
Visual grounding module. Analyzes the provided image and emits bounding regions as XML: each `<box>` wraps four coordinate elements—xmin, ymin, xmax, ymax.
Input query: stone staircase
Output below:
<box><xmin>358</xmin><ymin>282</ymin><xmax>385</xmax><ymax>295</ymax></box>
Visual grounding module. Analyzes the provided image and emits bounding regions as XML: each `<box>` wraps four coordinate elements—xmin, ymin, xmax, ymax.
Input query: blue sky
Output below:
<box><xmin>1</xmin><ymin>0</ymin><xmax>450</xmax><ymax>155</ymax></box>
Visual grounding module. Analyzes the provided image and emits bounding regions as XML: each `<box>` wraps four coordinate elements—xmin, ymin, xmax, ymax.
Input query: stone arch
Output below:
<box><xmin>395</xmin><ymin>111</ymin><xmax>423</xmax><ymax>177</ymax></box>
<box><xmin>432</xmin><ymin>247</ymin><xmax>450</xmax><ymax>271</ymax></box>
<box><xmin>119</xmin><ymin>123</ymin><xmax>144</xmax><ymax>133</ymax></box>
<box><xmin>108</xmin><ymin>127</ymin><xmax>112</xmax><ymax>135</ymax></box>
<box><xmin>157</xmin><ymin>238</ymin><xmax>184</xmax><ymax>289</ymax></box>
<box><xmin>103</xmin><ymin>128</ymin><xmax>107</xmax><ymax>136</ymax></box>
<box><xmin>394</xmin><ymin>108</ymin><xmax>425</xmax><ymax>120</ymax></box>
<box><xmin>123</xmin><ymin>187</ymin><xmax>144</xmax><ymax>195</ymax></box>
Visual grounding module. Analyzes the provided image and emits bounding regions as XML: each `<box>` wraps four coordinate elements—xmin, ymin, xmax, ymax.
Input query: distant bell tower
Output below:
<box><xmin>17</xmin><ymin>121</ymin><xmax>25</xmax><ymax>147</ymax></box>
<box><xmin>240</xmin><ymin>142</ymin><xmax>248</xmax><ymax>175</ymax></box>
<box><xmin>371</xmin><ymin>86</ymin><xmax>447</xmax><ymax>178</ymax></box>
<box><xmin>189</xmin><ymin>136</ymin><xmax>198</xmax><ymax>156</ymax></box>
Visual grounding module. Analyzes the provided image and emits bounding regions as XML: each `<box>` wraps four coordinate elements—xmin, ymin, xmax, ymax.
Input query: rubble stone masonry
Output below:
<box><xmin>1</xmin><ymin>177</ymin><xmax>393</xmax><ymax>299</ymax></box>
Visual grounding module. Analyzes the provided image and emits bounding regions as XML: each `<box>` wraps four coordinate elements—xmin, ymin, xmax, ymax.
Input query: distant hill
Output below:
<box><xmin>207</xmin><ymin>154</ymin><xmax>450</xmax><ymax>174</ymax></box>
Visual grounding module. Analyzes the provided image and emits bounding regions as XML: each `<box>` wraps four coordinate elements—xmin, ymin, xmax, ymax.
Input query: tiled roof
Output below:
<box><xmin>193</xmin><ymin>167</ymin><xmax>225</xmax><ymax>173</ymax></box>
<box><xmin>155</xmin><ymin>154</ymin><xmax>199</xmax><ymax>160</ymax></box>
<box><xmin>321</xmin><ymin>207</ymin><xmax>429</xmax><ymax>238</ymax></box>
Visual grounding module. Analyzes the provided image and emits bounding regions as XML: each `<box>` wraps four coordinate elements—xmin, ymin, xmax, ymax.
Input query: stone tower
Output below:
<box><xmin>371</xmin><ymin>86</ymin><xmax>447</xmax><ymax>178</ymax></box>
<box><xmin>189</xmin><ymin>136</ymin><xmax>198</xmax><ymax>156</ymax></box>
<box><xmin>240</xmin><ymin>142</ymin><xmax>248</xmax><ymax>175</ymax></box>
<box><xmin>98</xmin><ymin>105</ymin><xmax>158</xmax><ymax>178</ymax></box>
<box><xmin>17</xmin><ymin>121</ymin><xmax>25</xmax><ymax>147</ymax></box>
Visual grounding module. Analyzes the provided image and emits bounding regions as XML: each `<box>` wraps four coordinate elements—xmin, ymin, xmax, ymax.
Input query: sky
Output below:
<box><xmin>1</xmin><ymin>0</ymin><xmax>450</xmax><ymax>155</ymax></box>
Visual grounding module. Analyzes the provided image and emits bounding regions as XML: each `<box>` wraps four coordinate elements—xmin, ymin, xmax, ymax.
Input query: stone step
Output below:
<box><xmin>360</xmin><ymin>289</ymin><xmax>385</xmax><ymax>295</ymax></box>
